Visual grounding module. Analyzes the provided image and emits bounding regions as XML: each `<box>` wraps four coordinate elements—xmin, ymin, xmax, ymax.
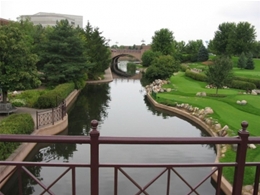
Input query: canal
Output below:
<box><xmin>3</xmin><ymin>62</ymin><xmax>217</xmax><ymax>195</ymax></box>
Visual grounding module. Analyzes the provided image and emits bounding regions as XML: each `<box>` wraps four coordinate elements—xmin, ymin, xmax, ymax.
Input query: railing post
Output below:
<box><xmin>90</xmin><ymin>120</ymin><xmax>100</xmax><ymax>195</ymax></box>
<box><xmin>232</xmin><ymin>121</ymin><xmax>249</xmax><ymax>195</ymax></box>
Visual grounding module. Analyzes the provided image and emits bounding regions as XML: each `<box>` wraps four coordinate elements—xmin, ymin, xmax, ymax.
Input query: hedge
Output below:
<box><xmin>229</xmin><ymin>80</ymin><xmax>256</xmax><ymax>90</ymax></box>
<box><xmin>180</xmin><ymin>64</ymin><xmax>189</xmax><ymax>72</ymax></box>
<box><xmin>0</xmin><ymin>113</ymin><xmax>34</xmax><ymax>160</ymax></box>
<box><xmin>185</xmin><ymin>69</ymin><xmax>207</xmax><ymax>82</ymax></box>
<box><xmin>233</xmin><ymin>76</ymin><xmax>260</xmax><ymax>89</ymax></box>
<box><xmin>36</xmin><ymin>82</ymin><xmax>75</xmax><ymax>108</ymax></box>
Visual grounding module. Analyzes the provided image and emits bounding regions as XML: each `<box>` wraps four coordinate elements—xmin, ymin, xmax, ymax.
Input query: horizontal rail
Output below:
<box><xmin>0</xmin><ymin>134</ymin><xmax>248</xmax><ymax>144</ymax></box>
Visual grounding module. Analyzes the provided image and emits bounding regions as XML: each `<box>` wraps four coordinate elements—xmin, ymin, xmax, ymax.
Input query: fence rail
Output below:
<box><xmin>36</xmin><ymin>100</ymin><xmax>66</xmax><ymax>129</ymax></box>
<box><xmin>0</xmin><ymin>120</ymin><xmax>260</xmax><ymax>195</ymax></box>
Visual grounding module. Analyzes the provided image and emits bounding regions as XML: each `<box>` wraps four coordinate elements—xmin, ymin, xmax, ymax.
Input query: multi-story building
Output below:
<box><xmin>19</xmin><ymin>12</ymin><xmax>83</xmax><ymax>28</ymax></box>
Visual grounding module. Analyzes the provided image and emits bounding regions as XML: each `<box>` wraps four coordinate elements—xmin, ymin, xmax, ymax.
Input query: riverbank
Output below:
<box><xmin>0</xmin><ymin>68</ymin><xmax>114</xmax><ymax>189</ymax></box>
<box><xmin>146</xmin><ymin>93</ymin><xmax>233</xmax><ymax>195</ymax></box>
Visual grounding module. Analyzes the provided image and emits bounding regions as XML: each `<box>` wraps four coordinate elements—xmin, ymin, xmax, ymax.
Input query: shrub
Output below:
<box><xmin>233</xmin><ymin>76</ymin><xmax>260</xmax><ymax>89</ymax></box>
<box><xmin>229</xmin><ymin>80</ymin><xmax>256</xmax><ymax>90</ymax></box>
<box><xmin>180</xmin><ymin>64</ymin><xmax>190</xmax><ymax>72</ymax></box>
<box><xmin>36</xmin><ymin>83</ymin><xmax>75</xmax><ymax>108</ymax></box>
<box><xmin>185</xmin><ymin>69</ymin><xmax>207</xmax><ymax>82</ymax></box>
<box><xmin>0</xmin><ymin>113</ymin><xmax>34</xmax><ymax>160</ymax></box>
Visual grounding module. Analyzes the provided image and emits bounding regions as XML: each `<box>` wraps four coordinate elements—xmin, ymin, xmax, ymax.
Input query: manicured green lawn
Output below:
<box><xmin>152</xmin><ymin>59</ymin><xmax>260</xmax><ymax>185</ymax></box>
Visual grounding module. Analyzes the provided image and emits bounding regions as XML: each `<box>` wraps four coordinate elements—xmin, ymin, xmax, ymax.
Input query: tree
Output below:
<box><xmin>212</xmin><ymin>22</ymin><xmax>256</xmax><ymax>56</ymax></box>
<box><xmin>245</xmin><ymin>52</ymin><xmax>255</xmax><ymax>70</ymax></box>
<box><xmin>205</xmin><ymin>56</ymin><xmax>233</xmax><ymax>94</ymax></box>
<box><xmin>141</xmin><ymin>50</ymin><xmax>161</xmax><ymax>67</ymax></box>
<box><xmin>184</xmin><ymin>40</ymin><xmax>203</xmax><ymax>62</ymax></box>
<box><xmin>212</xmin><ymin>22</ymin><xmax>236</xmax><ymax>55</ymax></box>
<box><xmin>83</xmin><ymin>21</ymin><xmax>111</xmax><ymax>79</ymax></box>
<box><xmin>151</xmin><ymin>28</ymin><xmax>175</xmax><ymax>55</ymax></box>
<box><xmin>144</xmin><ymin>55</ymin><xmax>179</xmax><ymax>81</ymax></box>
<box><xmin>41</xmin><ymin>20</ymin><xmax>91</xmax><ymax>87</ymax></box>
<box><xmin>0</xmin><ymin>22</ymin><xmax>40</xmax><ymax>103</ymax></box>
<box><xmin>232</xmin><ymin>22</ymin><xmax>256</xmax><ymax>55</ymax></box>
<box><xmin>237</xmin><ymin>52</ymin><xmax>247</xmax><ymax>69</ymax></box>
<box><xmin>197</xmin><ymin>45</ymin><xmax>209</xmax><ymax>62</ymax></box>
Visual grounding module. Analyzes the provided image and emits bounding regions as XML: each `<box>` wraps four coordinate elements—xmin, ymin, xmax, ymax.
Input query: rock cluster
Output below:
<box><xmin>145</xmin><ymin>79</ymin><xmax>172</xmax><ymax>93</ymax></box>
<box><xmin>237</xmin><ymin>100</ymin><xmax>247</xmax><ymax>105</ymax></box>
<box><xmin>196</xmin><ymin>92</ymin><xmax>207</xmax><ymax>96</ymax></box>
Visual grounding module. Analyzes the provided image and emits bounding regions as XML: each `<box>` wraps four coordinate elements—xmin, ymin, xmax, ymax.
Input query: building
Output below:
<box><xmin>0</xmin><ymin>18</ymin><xmax>10</xmax><ymax>25</ymax></box>
<box><xmin>19</xmin><ymin>12</ymin><xmax>83</xmax><ymax>28</ymax></box>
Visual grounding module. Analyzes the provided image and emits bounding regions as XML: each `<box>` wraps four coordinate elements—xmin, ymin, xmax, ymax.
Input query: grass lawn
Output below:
<box><xmin>152</xmin><ymin>58</ymin><xmax>260</xmax><ymax>185</ymax></box>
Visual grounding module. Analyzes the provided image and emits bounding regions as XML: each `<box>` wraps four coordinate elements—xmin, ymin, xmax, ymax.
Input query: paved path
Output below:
<box><xmin>0</xmin><ymin>68</ymin><xmax>114</xmax><ymax>124</ymax></box>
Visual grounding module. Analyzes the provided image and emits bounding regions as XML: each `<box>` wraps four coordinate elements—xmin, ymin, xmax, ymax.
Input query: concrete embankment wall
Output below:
<box><xmin>0</xmin><ymin>89</ymin><xmax>80</xmax><ymax>189</ymax></box>
<box><xmin>146</xmin><ymin>93</ymin><xmax>233</xmax><ymax>195</ymax></box>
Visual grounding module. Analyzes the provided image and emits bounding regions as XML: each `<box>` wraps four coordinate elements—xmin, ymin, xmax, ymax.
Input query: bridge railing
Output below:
<box><xmin>0</xmin><ymin>120</ymin><xmax>260</xmax><ymax>195</ymax></box>
<box><xmin>111</xmin><ymin>49</ymin><xmax>141</xmax><ymax>53</ymax></box>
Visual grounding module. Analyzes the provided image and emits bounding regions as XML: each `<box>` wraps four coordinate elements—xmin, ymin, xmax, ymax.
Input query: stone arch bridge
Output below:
<box><xmin>111</xmin><ymin>45</ymin><xmax>150</xmax><ymax>62</ymax></box>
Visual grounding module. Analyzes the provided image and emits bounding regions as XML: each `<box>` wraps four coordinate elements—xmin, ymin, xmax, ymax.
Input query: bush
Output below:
<box><xmin>36</xmin><ymin>83</ymin><xmax>75</xmax><ymax>108</ymax></box>
<box><xmin>180</xmin><ymin>64</ymin><xmax>190</xmax><ymax>72</ymax></box>
<box><xmin>0</xmin><ymin>113</ymin><xmax>34</xmax><ymax>160</ymax></box>
<box><xmin>233</xmin><ymin>76</ymin><xmax>260</xmax><ymax>89</ymax></box>
<box><xmin>185</xmin><ymin>69</ymin><xmax>207</xmax><ymax>82</ymax></box>
<box><xmin>229</xmin><ymin>80</ymin><xmax>256</xmax><ymax>90</ymax></box>
<box><xmin>8</xmin><ymin>90</ymin><xmax>48</xmax><ymax>108</ymax></box>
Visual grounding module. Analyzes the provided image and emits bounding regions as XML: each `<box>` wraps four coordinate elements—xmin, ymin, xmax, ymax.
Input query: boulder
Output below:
<box><xmin>201</xmin><ymin>92</ymin><xmax>207</xmax><ymax>96</ymax></box>
<box><xmin>204</xmin><ymin>107</ymin><xmax>213</xmax><ymax>114</ymax></box>
<box><xmin>241</xmin><ymin>100</ymin><xmax>247</xmax><ymax>105</ymax></box>
<box><xmin>248</xmin><ymin>144</ymin><xmax>256</xmax><ymax>149</ymax></box>
<box><xmin>196</xmin><ymin>92</ymin><xmax>201</xmax><ymax>96</ymax></box>
<box><xmin>251</xmin><ymin>90</ymin><xmax>257</xmax><ymax>95</ymax></box>
<box><xmin>236</xmin><ymin>100</ymin><xmax>241</xmax><ymax>104</ymax></box>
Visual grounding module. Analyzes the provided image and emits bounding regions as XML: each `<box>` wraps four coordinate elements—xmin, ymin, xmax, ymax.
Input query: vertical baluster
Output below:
<box><xmin>90</xmin><ymin>120</ymin><xmax>100</xmax><ymax>195</ymax></box>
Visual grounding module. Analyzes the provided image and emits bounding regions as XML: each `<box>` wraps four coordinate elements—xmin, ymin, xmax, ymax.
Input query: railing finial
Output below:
<box><xmin>241</xmin><ymin>121</ymin><xmax>248</xmax><ymax>131</ymax></box>
<box><xmin>90</xmin><ymin>120</ymin><xmax>99</xmax><ymax>133</ymax></box>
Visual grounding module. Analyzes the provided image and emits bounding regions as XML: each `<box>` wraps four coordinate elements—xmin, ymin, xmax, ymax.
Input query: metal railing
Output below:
<box><xmin>0</xmin><ymin>120</ymin><xmax>260</xmax><ymax>195</ymax></box>
<box><xmin>36</xmin><ymin>100</ymin><xmax>66</xmax><ymax>129</ymax></box>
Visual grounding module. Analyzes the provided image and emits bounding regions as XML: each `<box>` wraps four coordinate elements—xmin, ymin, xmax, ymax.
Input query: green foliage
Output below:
<box><xmin>9</xmin><ymin>89</ymin><xmax>48</xmax><ymax>107</ymax></box>
<box><xmin>205</xmin><ymin>55</ymin><xmax>233</xmax><ymax>94</ymax></box>
<box><xmin>144</xmin><ymin>55</ymin><xmax>180</xmax><ymax>81</ymax></box>
<box><xmin>126</xmin><ymin>62</ymin><xmax>136</xmax><ymax>75</ymax></box>
<box><xmin>230</xmin><ymin>80</ymin><xmax>256</xmax><ymax>90</ymax></box>
<box><xmin>233</xmin><ymin>76</ymin><xmax>260</xmax><ymax>89</ymax></box>
<box><xmin>0</xmin><ymin>113</ymin><xmax>34</xmax><ymax>160</ymax></box>
<box><xmin>36</xmin><ymin>83</ymin><xmax>75</xmax><ymax>108</ymax></box>
<box><xmin>185</xmin><ymin>70</ymin><xmax>207</xmax><ymax>82</ymax></box>
<box><xmin>197</xmin><ymin>45</ymin><xmax>209</xmax><ymax>62</ymax></box>
<box><xmin>141</xmin><ymin>50</ymin><xmax>161</xmax><ymax>67</ymax></box>
<box><xmin>151</xmin><ymin>28</ymin><xmax>175</xmax><ymax>55</ymax></box>
<box><xmin>212</xmin><ymin>22</ymin><xmax>256</xmax><ymax>55</ymax></box>
<box><xmin>184</xmin><ymin>40</ymin><xmax>203</xmax><ymax>62</ymax></box>
<box><xmin>83</xmin><ymin>21</ymin><xmax>111</xmax><ymax>79</ymax></box>
<box><xmin>40</xmin><ymin>20</ymin><xmax>91</xmax><ymax>87</ymax></box>
<box><xmin>0</xmin><ymin>21</ymin><xmax>41</xmax><ymax>103</ymax></box>
<box><xmin>237</xmin><ymin>52</ymin><xmax>247</xmax><ymax>69</ymax></box>
<box><xmin>180</xmin><ymin>64</ymin><xmax>190</xmax><ymax>72</ymax></box>
<box><xmin>245</xmin><ymin>52</ymin><xmax>255</xmax><ymax>70</ymax></box>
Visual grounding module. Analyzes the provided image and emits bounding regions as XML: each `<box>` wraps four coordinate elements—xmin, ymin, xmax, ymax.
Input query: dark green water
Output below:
<box><xmin>3</xmin><ymin>77</ymin><xmax>220</xmax><ymax>195</ymax></box>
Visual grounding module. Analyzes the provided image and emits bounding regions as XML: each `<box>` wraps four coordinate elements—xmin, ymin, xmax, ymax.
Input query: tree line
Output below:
<box><xmin>0</xmin><ymin>19</ymin><xmax>111</xmax><ymax>103</ymax></box>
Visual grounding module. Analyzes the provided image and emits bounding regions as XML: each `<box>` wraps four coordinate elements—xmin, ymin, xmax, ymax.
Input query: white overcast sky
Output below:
<box><xmin>1</xmin><ymin>0</ymin><xmax>260</xmax><ymax>46</ymax></box>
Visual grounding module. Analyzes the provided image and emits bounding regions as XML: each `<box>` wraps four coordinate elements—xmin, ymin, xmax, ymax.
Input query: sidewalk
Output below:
<box><xmin>0</xmin><ymin>68</ymin><xmax>114</xmax><ymax>124</ymax></box>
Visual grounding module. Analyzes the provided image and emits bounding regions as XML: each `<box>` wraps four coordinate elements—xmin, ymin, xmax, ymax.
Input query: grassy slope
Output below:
<box><xmin>154</xmin><ymin>58</ymin><xmax>260</xmax><ymax>185</ymax></box>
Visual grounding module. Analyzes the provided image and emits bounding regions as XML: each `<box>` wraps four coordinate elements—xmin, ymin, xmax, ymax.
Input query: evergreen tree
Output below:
<box><xmin>41</xmin><ymin>20</ymin><xmax>91</xmax><ymax>88</ymax></box>
<box><xmin>197</xmin><ymin>45</ymin><xmax>209</xmax><ymax>62</ymax></box>
<box><xmin>84</xmin><ymin>21</ymin><xmax>111</xmax><ymax>79</ymax></box>
<box><xmin>237</xmin><ymin>52</ymin><xmax>247</xmax><ymax>69</ymax></box>
<box><xmin>245</xmin><ymin>52</ymin><xmax>255</xmax><ymax>70</ymax></box>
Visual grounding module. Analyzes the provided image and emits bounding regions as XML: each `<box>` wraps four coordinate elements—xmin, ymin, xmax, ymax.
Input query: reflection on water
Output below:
<box><xmin>3</xmin><ymin>69</ymin><xmax>218</xmax><ymax>195</ymax></box>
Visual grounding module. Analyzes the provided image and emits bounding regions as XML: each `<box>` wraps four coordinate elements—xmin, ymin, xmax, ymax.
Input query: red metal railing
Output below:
<box><xmin>0</xmin><ymin>120</ymin><xmax>260</xmax><ymax>195</ymax></box>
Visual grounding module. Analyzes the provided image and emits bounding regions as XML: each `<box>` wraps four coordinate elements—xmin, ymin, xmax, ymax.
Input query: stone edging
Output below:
<box><xmin>146</xmin><ymin>93</ymin><xmax>233</xmax><ymax>195</ymax></box>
